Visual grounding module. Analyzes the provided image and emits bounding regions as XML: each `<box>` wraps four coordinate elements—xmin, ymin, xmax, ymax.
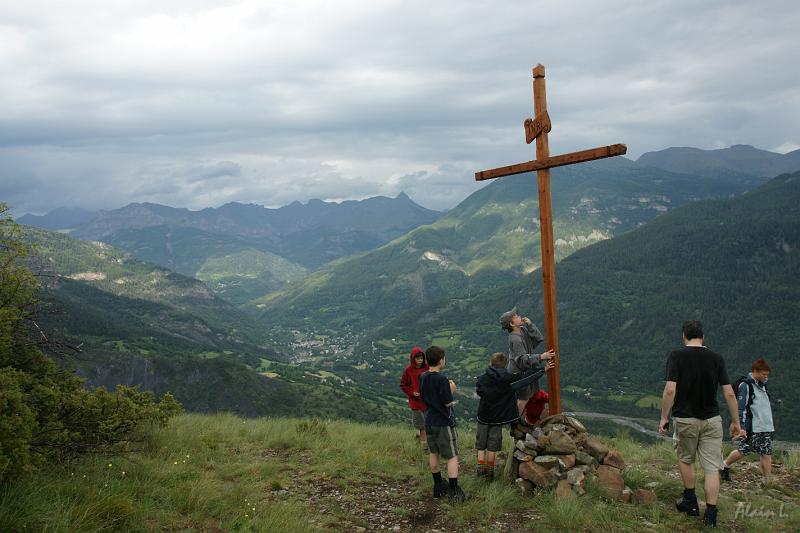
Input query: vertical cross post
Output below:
<box><xmin>532</xmin><ymin>64</ymin><xmax>562</xmax><ymax>415</ymax></box>
<box><xmin>474</xmin><ymin>65</ymin><xmax>626</xmax><ymax>416</ymax></box>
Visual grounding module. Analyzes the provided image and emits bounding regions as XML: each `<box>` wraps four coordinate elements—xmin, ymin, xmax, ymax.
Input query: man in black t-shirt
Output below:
<box><xmin>419</xmin><ymin>345</ymin><xmax>466</xmax><ymax>502</ymax></box>
<box><xmin>659</xmin><ymin>320</ymin><xmax>744</xmax><ymax>527</ymax></box>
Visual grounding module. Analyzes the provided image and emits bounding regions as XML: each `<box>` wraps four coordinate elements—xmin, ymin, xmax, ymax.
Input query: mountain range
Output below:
<box><xmin>10</xmin><ymin>144</ymin><xmax>800</xmax><ymax>438</ymax></box>
<box><xmin>637</xmin><ymin>144</ymin><xmax>800</xmax><ymax>178</ymax></box>
<box><xmin>251</xmin><ymin>156</ymin><xmax>770</xmax><ymax>333</ymax></box>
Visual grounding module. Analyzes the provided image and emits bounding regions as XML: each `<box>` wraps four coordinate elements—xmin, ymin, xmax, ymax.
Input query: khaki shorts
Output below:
<box><xmin>673</xmin><ymin>415</ymin><xmax>724</xmax><ymax>473</ymax></box>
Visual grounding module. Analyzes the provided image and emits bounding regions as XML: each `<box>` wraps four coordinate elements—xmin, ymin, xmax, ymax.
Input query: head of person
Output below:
<box><xmin>490</xmin><ymin>352</ymin><xmax>506</xmax><ymax>368</ymax></box>
<box><xmin>426</xmin><ymin>345</ymin><xmax>446</xmax><ymax>368</ymax></box>
<box><xmin>499</xmin><ymin>307</ymin><xmax>521</xmax><ymax>332</ymax></box>
<box><xmin>410</xmin><ymin>346</ymin><xmax>425</xmax><ymax>368</ymax></box>
<box><xmin>752</xmin><ymin>358</ymin><xmax>771</xmax><ymax>383</ymax></box>
<box><xmin>681</xmin><ymin>320</ymin><xmax>704</xmax><ymax>344</ymax></box>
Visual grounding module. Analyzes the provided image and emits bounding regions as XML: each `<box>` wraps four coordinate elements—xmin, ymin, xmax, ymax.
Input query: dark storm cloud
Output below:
<box><xmin>0</xmin><ymin>0</ymin><xmax>798</xmax><ymax>214</ymax></box>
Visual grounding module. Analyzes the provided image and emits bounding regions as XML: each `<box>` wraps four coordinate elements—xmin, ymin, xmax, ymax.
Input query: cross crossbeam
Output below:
<box><xmin>475</xmin><ymin>144</ymin><xmax>627</xmax><ymax>181</ymax></box>
<box><xmin>474</xmin><ymin>65</ymin><xmax>627</xmax><ymax>415</ymax></box>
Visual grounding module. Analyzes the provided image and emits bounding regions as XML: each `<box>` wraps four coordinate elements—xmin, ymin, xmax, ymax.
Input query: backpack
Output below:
<box><xmin>731</xmin><ymin>375</ymin><xmax>770</xmax><ymax>438</ymax></box>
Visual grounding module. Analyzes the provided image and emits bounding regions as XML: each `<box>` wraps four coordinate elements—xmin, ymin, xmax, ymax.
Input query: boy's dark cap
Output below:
<box><xmin>499</xmin><ymin>306</ymin><xmax>518</xmax><ymax>329</ymax></box>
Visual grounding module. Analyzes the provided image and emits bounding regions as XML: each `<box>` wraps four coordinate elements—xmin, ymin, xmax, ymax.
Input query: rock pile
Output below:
<box><xmin>507</xmin><ymin>413</ymin><xmax>656</xmax><ymax>504</ymax></box>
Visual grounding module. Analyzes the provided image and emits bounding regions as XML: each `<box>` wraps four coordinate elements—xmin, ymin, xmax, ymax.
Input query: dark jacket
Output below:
<box><xmin>476</xmin><ymin>366</ymin><xmax>545</xmax><ymax>425</ymax></box>
<box><xmin>400</xmin><ymin>347</ymin><xmax>428</xmax><ymax>411</ymax></box>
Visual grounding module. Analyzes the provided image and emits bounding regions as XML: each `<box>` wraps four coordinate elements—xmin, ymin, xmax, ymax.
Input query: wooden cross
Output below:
<box><xmin>475</xmin><ymin>64</ymin><xmax>627</xmax><ymax>415</ymax></box>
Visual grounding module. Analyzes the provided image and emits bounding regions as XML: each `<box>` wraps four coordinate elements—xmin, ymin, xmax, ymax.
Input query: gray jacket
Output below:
<box><xmin>507</xmin><ymin>322</ymin><xmax>546</xmax><ymax>390</ymax></box>
<box><xmin>738</xmin><ymin>373</ymin><xmax>774</xmax><ymax>433</ymax></box>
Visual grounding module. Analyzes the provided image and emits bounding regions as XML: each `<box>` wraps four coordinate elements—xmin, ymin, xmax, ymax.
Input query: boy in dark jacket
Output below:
<box><xmin>475</xmin><ymin>352</ymin><xmax>550</xmax><ymax>480</ymax></box>
<box><xmin>399</xmin><ymin>346</ymin><xmax>429</xmax><ymax>442</ymax></box>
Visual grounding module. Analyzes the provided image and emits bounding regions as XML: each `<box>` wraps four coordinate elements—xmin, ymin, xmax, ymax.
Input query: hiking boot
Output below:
<box><xmin>703</xmin><ymin>506</ymin><xmax>718</xmax><ymax>527</ymax></box>
<box><xmin>719</xmin><ymin>467</ymin><xmax>731</xmax><ymax>482</ymax></box>
<box><xmin>675</xmin><ymin>495</ymin><xmax>700</xmax><ymax>516</ymax></box>
<box><xmin>447</xmin><ymin>485</ymin><xmax>467</xmax><ymax>503</ymax></box>
<box><xmin>433</xmin><ymin>480</ymin><xmax>449</xmax><ymax>498</ymax></box>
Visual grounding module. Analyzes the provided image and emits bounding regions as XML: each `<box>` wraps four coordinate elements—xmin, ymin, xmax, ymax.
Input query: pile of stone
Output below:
<box><xmin>507</xmin><ymin>413</ymin><xmax>657</xmax><ymax>505</ymax></box>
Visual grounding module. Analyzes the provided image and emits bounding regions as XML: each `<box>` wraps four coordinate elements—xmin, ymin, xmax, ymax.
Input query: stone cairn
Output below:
<box><xmin>507</xmin><ymin>413</ymin><xmax>657</xmax><ymax>505</ymax></box>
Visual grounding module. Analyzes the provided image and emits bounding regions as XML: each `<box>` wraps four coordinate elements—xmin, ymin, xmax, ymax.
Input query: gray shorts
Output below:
<box><xmin>411</xmin><ymin>409</ymin><xmax>425</xmax><ymax>430</ymax></box>
<box><xmin>426</xmin><ymin>425</ymin><xmax>459</xmax><ymax>459</ymax></box>
<box><xmin>475</xmin><ymin>423</ymin><xmax>503</xmax><ymax>452</ymax></box>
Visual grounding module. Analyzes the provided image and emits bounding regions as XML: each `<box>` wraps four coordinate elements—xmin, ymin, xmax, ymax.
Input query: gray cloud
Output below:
<box><xmin>1</xmin><ymin>0</ymin><xmax>798</xmax><ymax>214</ymax></box>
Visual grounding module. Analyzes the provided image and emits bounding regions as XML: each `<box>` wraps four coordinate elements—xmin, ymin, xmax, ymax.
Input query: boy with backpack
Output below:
<box><xmin>721</xmin><ymin>358</ymin><xmax>775</xmax><ymax>487</ymax></box>
<box><xmin>475</xmin><ymin>352</ymin><xmax>550</xmax><ymax>480</ymax></box>
<box><xmin>399</xmin><ymin>346</ymin><xmax>429</xmax><ymax>443</ymax></box>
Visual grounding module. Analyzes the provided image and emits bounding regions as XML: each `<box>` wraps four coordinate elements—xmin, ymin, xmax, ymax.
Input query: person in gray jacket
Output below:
<box><xmin>499</xmin><ymin>307</ymin><xmax>556</xmax><ymax>414</ymax></box>
<box><xmin>721</xmin><ymin>358</ymin><xmax>775</xmax><ymax>487</ymax></box>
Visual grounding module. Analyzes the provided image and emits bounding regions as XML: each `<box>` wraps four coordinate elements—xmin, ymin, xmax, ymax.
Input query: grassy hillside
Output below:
<box><xmin>1</xmin><ymin>414</ymin><xmax>798</xmax><ymax>531</ymax></box>
<box><xmin>103</xmin><ymin>225</ymin><xmax>309</xmax><ymax>305</ymax></box>
<box><xmin>15</xmin><ymin>224</ymin><xmax>400</xmax><ymax>422</ymax></box>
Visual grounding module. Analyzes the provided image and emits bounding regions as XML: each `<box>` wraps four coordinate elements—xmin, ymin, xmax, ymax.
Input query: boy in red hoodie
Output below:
<box><xmin>400</xmin><ymin>346</ymin><xmax>429</xmax><ymax>442</ymax></box>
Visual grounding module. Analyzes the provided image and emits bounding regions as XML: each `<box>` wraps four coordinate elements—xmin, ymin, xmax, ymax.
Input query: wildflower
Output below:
<box><xmin>108</xmin><ymin>463</ymin><xmax>112</xmax><ymax>468</ymax></box>
<box><xmin>122</xmin><ymin>471</ymin><xmax>126</xmax><ymax>476</ymax></box>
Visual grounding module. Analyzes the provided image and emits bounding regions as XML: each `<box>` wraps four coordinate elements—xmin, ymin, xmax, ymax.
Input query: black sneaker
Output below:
<box><xmin>703</xmin><ymin>506</ymin><xmax>718</xmax><ymax>527</ymax></box>
<box><xmin>675</xmin><ymin>496</ymin><xmax>700</xmax><ymax>516</ymax></box>
<box><xmin>720</xmin><ymin>467</ymin><xmax>731</xmax><ymax>482</ymax></box>
<box><xmin>447</xmin><ymin>485</ymin><xmax>467</xmax><ymax>503</ymax></box>
<box><xmin>433</xmin><ymin>480</ymin><xmax>449</xmax><ymax>498</ymax></box>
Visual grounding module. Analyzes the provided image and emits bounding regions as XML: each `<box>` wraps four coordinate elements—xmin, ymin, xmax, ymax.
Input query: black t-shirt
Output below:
<box><xmin>665</xmin><ymin>346</ymin><xmax>730</xmax><ymax>419</ymax></box>
<box><xmin>419</xmin><ymin>371</ymin><xmax>455</xmax><ymax>427</ymax></box>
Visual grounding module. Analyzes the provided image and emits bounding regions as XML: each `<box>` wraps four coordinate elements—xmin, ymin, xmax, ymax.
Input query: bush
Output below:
<box><xmin>0</xmin><ymin>204</ymin><xmax>181</xmax><ymax>483</ymax></box>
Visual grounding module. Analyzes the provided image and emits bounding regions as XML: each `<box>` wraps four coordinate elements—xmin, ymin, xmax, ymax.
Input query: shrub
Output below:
<box><xmin>0</xmin><ymin>204</ymin><xmax>181</xmax><ymax>483</ymax></box>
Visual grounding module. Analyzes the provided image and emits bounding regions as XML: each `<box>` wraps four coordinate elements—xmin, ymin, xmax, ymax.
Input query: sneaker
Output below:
<box><xmin>475</xmin><ymin>464</ymin><xmax>486</xmax><ymax>478</ymax></box>
<box><xmin>433</xmin><ymin>480</ymin><xmax>449</xmax><ymax>498</ymax></box>
<box><xmin>703</xmin><ymin>506</ymin><xmax>718</xmax><ymax>527</ymax></box>
<box><xmin>447</xmin><ymin>485</ymin><xmax>467</xmax><ymax>503</ymax></box>
<box><xmin>675</xmin><ymin>495</ymin><xmax>700</xmax><ymax>516</ymax></box>
<box><xmin>720</xmin><ymin>467</ymin><xmax>731</xmax><ymax>482</ymax></box>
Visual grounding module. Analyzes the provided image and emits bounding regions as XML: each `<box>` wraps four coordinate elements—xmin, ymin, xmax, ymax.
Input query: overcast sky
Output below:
<box><xmin>2</xmin><ymin>0</ymin><xmax>799</xmax><ymax>215</ymax></box>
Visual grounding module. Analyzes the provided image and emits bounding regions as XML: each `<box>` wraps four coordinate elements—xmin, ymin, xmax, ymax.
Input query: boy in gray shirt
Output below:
<box><xmin>499</xmin><ymin>307</ymin><xmax>556</xmax><ymax>414</ymax></box>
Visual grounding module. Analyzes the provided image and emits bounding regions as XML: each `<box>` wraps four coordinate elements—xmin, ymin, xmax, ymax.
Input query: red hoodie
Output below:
<box><xmin>400</xmin><ymin>347</ymin><xmax>428</xmax><ymax>411</ymax></box>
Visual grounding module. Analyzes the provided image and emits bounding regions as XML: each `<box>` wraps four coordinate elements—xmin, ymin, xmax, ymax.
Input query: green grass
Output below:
<box><xmin>1</xmin><ymin>414</ymin><xmax>798</xmax><ymax>532</ymax></box>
